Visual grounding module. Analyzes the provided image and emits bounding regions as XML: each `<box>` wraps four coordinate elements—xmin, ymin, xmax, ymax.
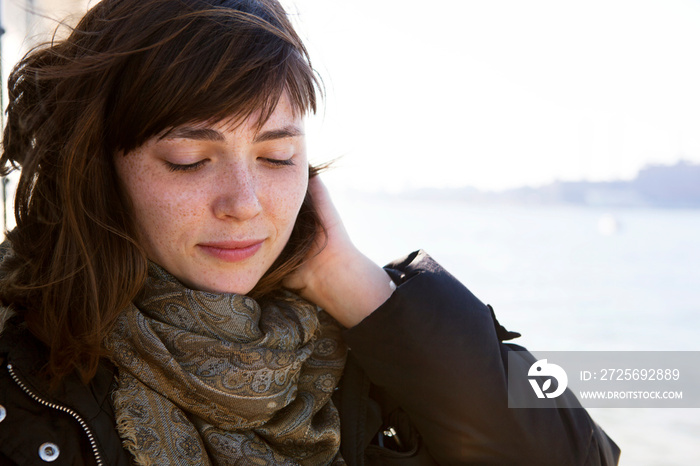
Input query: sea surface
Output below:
<box><xmin>335</xmin><ymin>193</ymin><xmax>700</xmax><ymax>466</ymax></box>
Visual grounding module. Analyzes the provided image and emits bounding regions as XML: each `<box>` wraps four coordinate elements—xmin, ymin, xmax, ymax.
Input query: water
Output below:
<box><xmin>334</xmin><ymin>192</ymin><xmax>700</xmax><ymax>466</ymax></box>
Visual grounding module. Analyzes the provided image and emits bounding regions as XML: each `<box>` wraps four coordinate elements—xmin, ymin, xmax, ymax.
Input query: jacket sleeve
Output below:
<box><xmin>341</xmin><ymin>250</ymin><xmax>620</xmax><ymax>466</ymax></box>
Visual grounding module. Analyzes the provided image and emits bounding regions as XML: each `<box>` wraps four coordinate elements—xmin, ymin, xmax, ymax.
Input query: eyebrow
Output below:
<box><xmin>164</xmin><ymin>125</ymin><xmax>304</xmax><ymax>143</ymax></box>
<box><xmin>253</xmin><ymin>125</ymin><xmax>304</xmax><ymax>143</ymax></box>
<box><xmin>165</xmin><ymin>127</ymin><xmax>225</xmax><ymax>142</ymax></box>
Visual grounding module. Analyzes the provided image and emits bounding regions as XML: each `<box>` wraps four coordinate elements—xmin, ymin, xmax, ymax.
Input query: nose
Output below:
<box><xmin>212</xmin><ymin>166</ymin><xmax>262</xmax><ymax>221</ymax></box>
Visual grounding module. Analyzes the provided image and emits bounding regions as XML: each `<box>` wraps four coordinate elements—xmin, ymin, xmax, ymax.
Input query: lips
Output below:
<box><xmin>198</xmin><ymin>239</ymin><xmax>264</xmax><ymax>262</ymax></box>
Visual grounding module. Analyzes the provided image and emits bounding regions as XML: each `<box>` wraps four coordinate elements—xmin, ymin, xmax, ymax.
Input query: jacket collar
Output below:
<box><xmin>0</xmin><ymin>316</ymin><xmax>116</xmax><ymax>421</ymax></box>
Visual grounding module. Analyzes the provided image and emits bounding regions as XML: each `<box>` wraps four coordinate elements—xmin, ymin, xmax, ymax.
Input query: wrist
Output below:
<box><xmin>306</xmin><ymin>250</ymin><xmax>395</xmax><ymax>328</ymax></box>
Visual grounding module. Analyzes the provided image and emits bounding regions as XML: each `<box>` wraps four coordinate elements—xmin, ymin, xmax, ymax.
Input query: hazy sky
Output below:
<box><xmin>282</xmin><ymin>0</ymin><xmax>700</xmax><ymax>191</ymax></box>
<box><xmin>3</xmin><ymin>1</ymin><xmax>699</xmax><ymax>192</ymax></box>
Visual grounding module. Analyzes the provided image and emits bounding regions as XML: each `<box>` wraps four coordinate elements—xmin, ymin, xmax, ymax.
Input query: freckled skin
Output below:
<box><xmin>114</xmin><ymin>96</ymin><xmax>309</xmax><ymax>294</ymax></box>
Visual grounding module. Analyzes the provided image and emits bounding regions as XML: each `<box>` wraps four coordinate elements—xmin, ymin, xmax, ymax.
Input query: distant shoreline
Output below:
<box><xmin>361</xmin><ymin>161</ymin><xmax>700</xmax><ymax>209</ymax></box>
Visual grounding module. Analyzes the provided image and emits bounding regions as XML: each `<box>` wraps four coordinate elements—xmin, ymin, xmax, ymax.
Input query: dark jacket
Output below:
<box><xmin>0</xmin><ymin>250</ymin><xmax>620</xmax><ymax>465</ymax></box>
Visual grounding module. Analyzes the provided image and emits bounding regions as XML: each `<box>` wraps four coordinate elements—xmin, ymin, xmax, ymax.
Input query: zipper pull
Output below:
<box><xmin>382</xmin><ymin>426</ymin><xmax>403</xmax><ymax>450</ymax></box>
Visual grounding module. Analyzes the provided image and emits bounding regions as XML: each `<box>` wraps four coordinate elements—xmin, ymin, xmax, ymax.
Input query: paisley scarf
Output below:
<box><xmin>104</xmin><ymin>264</ymin><xmax>347</xmax><ymax>465</ymax></box>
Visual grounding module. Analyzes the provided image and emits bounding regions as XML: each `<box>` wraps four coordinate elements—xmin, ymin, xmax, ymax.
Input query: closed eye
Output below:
<box><xmin>165</xmin><ymin>160</ymin><xmax>208</xmax><ymax>172</ymax></box>
<box><xmin>262</xmin><ymin>157</ymin><xmax>295</xmax><ymax>167</ymax></box>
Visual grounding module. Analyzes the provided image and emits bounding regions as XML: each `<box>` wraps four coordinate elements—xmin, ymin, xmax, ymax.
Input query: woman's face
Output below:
<box><xmin>114</xmin><ymin>95</ymin><xmax>309</xmax><ymax>294</ymax></box>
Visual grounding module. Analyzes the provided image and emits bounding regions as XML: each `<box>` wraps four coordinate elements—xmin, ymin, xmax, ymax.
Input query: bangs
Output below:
<box><xmin>103</xmin><ymin>0</ymin><xmax>319</xmax><ymax>154</ymax></box>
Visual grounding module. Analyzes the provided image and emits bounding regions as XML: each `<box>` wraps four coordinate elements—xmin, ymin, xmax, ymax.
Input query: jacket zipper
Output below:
<box><xmin>6</xmin><ymin>363</ymin><xmax>104</xmax><ymax>466</ymax></box>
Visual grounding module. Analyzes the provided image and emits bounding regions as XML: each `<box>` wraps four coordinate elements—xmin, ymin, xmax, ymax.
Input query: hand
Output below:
<box><xmin>283</xmin><ymin>176</ymin><xmax>395</xmax><ymax>327</ymax></box>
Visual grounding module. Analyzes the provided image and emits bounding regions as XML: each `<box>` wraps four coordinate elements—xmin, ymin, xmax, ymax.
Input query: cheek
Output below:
<box><xmin>121</xmin><ymin>179</ymin><xmax>167</xmax><ymax>251</ymax></box>
<box><xmin>133</xmin><ymin>184</ymin><xmax>207</xmax><ymax>248</ymax></box>
<box><xmin>264</xmin><ymin>171</ymin><xmax>309</xmax><ymax>233</ymax></box>
<box><xmin>116</xmin><ymin>160</ymin><xmax>203</xmax><ymax>251</ymax></box>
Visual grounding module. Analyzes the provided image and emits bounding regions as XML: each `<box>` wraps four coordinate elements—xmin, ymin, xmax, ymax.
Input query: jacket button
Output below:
<box><xmin>39</xmin><ymin>443</ymin><xmax>60</xmax><ymax>462</ymax></box>
<box><xmin>0</xmin><ymin>404</ymin><xmax>5</xmax><ymax>422</ymax></box>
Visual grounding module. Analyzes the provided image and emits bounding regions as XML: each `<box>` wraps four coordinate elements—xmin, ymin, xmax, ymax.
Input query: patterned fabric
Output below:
<box><xmin>104</xmin><ymin>263</ymin><xmax>347</xmax><ymax>465</ymax></box>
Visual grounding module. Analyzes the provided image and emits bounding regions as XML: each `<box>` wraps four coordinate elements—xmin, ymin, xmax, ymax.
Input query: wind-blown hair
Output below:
<box><xmin>0</xmin><ymin>0</ymin><xmax>323</xmax><ymax>384</ymax></box>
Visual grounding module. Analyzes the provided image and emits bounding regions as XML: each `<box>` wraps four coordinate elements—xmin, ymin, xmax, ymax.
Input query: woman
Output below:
<box><xmin>0</xmin><ymin>0</ymin><xmax>620</xmax><ymax>464</ymax></box>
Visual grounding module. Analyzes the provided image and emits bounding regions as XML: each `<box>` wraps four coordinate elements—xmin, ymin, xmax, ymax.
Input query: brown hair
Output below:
<box><xmin>0</xmin><ymin>0</ymin><xmax>323</xmax><ymax>384</ymax></box>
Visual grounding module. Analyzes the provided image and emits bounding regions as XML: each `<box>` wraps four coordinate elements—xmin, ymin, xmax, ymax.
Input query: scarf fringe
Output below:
<box><xmin>113</xmin><ymin>388</ymin><xmax>156</xmax><ymax>466</ymax></box>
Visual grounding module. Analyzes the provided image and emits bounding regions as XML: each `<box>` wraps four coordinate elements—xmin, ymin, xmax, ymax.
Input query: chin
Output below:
<box><xmin>196</xmin><ymin>276</ymin><xmax>259</xmax><ymax>296</ymax></box>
